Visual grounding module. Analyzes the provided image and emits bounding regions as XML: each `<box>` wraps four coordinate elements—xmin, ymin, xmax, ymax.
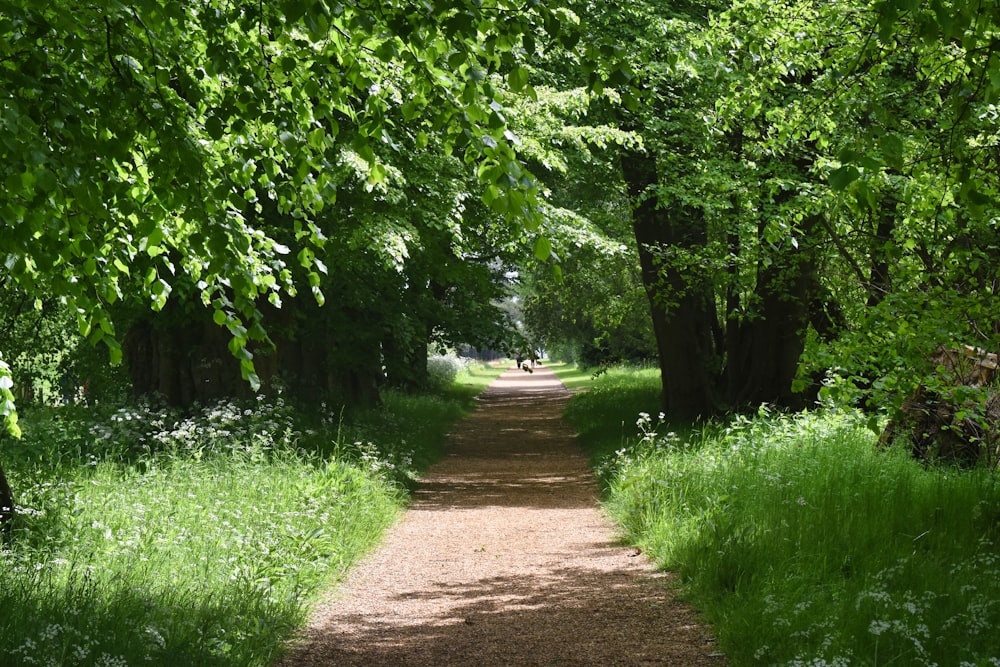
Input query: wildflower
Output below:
<box><xmin>868</xmin><ymin>619</ymin><xmax>891</xmax><ymax>636</ymax></box>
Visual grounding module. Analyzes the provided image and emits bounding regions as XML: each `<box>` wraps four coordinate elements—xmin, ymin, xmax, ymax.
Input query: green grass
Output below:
<box><xmin>544</xmin><ymin>361</ymin><xmax>596</xmax><ymax>393</ymax></box>
<box><xmin>0</xmin><ymin>383</ymin><xmax>482</xmax><ymax>667</ymax></box>
<box><xmin>452</xmin><ymin>360</ymin><xmax>507</xmax><ymax>394</ymax></box>
<box><xmin>565</xmin><ymin>367</ymin><xmax>1000</xmax><ymax>666</ymax></box>
<box><xmin>559</xmin><ymin>364</ymin><xmax>663</xmax><ymax>476</ymax></box>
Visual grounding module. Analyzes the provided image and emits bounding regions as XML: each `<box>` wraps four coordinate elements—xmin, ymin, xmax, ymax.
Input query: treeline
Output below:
<box><xmin>519</xmin><ymin>0</ymin><xmax>1000</xmax><ymax>440</ymax></box>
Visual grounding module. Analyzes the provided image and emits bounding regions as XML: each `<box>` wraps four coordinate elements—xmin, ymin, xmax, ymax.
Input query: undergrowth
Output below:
<box><xmin>566</xmin><ymin>367</ymin><xmax>1000</xmax><ymax>666</ymax></box>
<box><xmin>0</xmin><ymin>373</ymin><xmax>494</xmax><ymax>667</ymax></box>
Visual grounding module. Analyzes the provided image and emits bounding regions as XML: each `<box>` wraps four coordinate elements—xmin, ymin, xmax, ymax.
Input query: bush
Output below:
<box><xmin>426</xmin><ymin>354</ymin><xmax>467</xmax><ymax>388</ymax></box>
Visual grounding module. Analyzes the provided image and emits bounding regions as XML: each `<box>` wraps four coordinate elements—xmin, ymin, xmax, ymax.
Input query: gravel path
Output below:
<box><xmin>278</xmin><ymin>366</ymin><xmax>726</xmax><ymax>666</ymax></box>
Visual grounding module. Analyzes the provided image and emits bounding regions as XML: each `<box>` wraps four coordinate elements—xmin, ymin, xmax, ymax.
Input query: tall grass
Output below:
<box><xmin>0</xmin><ymin>377</ymin><xmax>492</xmax><ymax>667</ymax></box>
<box><xmin>558</xmin><ymin>364</ymin><xmax>662</xmax><ymax>477</ymax></box>
<box><xmin>567</xmin><ymin>368</ymin><xmax>1000</xmax><ymax>666</ymax></box>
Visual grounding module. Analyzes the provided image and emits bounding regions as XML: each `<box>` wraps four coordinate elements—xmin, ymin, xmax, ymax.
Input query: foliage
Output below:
<box><xmin>0</xmin><ymin>286</ymin><xmax>74</xmax><ymax>404</ymax></box>
<box><xmin>508</xmin><ymin>84</ymin><xmax>655</xmax><ymax>365</ymax></box>
<box><xmin>0</xmin><ymin>384</ymin><xmax>479</xmax><ymax>666</ymax></box>
<box><xmin>570</xmin><ymin>368</ymin><xmax>1000</xmax><ymax>665</ymax></box>
<box><xmin>0</xmin><ymin>0</ymin><xmax>612</xmax><ymax>429</ymax></box>
<box><xmin>561</xmin><ymin>364</ymin><xmax>662</xmax><ymax>475</ymax></box>
<box><xmin>542</xmin><ymin>0</ymin><xmax>1000</xmax><ymax>421</ymax></box>
<box><xmin>425</xmin><ymin>353</ymin><xmax>468</xmax><ymax>389</ymax></box>
<box><xmin>691</xmin><ymin>0</ymin><xmax>1000</xmax><ymax>415</ymax></box>
<box><xmin>0</xmin><ymin>357</ymin><xmax>17</xmax><ymax>439</ymax></box>
<box><xmin>0</xmin><ymin>281</ymin><xmax>134</xmax><ymax>408</ymax></box>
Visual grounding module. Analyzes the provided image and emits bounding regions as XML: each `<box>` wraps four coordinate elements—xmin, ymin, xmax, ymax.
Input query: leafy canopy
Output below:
<box><xmin>0</xmin><ymin>0</ymin><xmax>586</xmax><ymax>435</ymax></box>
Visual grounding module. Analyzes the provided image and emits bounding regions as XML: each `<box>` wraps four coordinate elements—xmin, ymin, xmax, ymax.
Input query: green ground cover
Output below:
<box><xmin>543</xmin><ymin>361</ymin><xmax>596</xmax><ymax>393</ymax></box>
<box><xmin>0</xmin><ymin>363</ymin><xmax>502</xmax><ymax>667</ymax></box>
<box><xmin>564</xmin><ymin>366</ymin><xmax>1000</xmax><ymax>666</ymax></box>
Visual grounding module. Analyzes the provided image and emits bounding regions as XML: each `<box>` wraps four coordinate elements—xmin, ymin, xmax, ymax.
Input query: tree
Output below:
<box><xmin>577</xmin><ymin>0</ymin><xmax>999</xmax><ymax>422</ymax></box>
<box><xmin>704</xmin><ymin>0</ymin><xmax>1000</xmax><ymax>415</ymax></box>
<box><xmin>508</xmin><ymin>86</ymin><xmax>654</xmax><ymax>365</ymax></box>
<box><xmin>0</xmin><ymin>0</ymin><xmax>587</xmax><ymax>431</ymax></box>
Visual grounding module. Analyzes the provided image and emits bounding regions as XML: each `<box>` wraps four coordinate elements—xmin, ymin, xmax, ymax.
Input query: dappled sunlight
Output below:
<box><xmin>293</xmin><ymin>563</ymin><xmax>709</xmax><ymax>666</ymax></box>
<box><xmin>279</xmin><ymin>364</ymin><xmax>724</xmax><ymax>666</ymax></box>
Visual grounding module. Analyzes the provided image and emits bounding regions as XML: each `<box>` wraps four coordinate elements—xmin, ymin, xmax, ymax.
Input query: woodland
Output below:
<box><xmin>2</xmin><ymin>0</ymin><xmax>999</xmax><ymax>432</ymax></box>
<box><xmin>0</xmin><ymin>0</ymin><xmax>999</xmax><ymax>663</ymax></box>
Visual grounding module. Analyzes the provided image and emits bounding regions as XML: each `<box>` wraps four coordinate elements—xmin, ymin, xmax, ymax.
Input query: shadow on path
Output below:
<box><xmin>279</xmin><ymin>367</ymin><xmax>725</xmax><ymax>666</ymax></box>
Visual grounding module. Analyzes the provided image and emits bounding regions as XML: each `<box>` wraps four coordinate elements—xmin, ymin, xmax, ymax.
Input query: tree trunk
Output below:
<box><xmin>727</xmin><ymin>216</ymin><xmax>821</xmax><ymax>409</ymax></box>
<box><xmin>124</xmin><ymin>296</ymin><xmax>385</xmax><ymax>408</ymax></box>
<box><xmin>124</xmin><ymin>305</ymin><xmax>243</xmax><ymax>406</ymax></box>
<box><xmin>0</xmin><ymin>457</ymin><xmax>14</xmax><ymax>534</ymax></box>
<box><xmin>265</xmin><ymin>299</ymin><xmax>383</xmax><ymax>407</ymax></box>
<box><xmin>867</xmin><ymin>207</ymin><xmax>895</xmax><ymax>307</ymax></box>
<box><xmin>622</xmin><ymin>149</ymin><xmax>719</xmax><ymax>420</ymax></box>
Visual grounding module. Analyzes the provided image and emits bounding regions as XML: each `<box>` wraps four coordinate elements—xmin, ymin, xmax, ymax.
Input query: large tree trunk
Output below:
<box><xmin>124</xmin><ymin>297</ymin><xmax>384</xmax><ymax>408</ymax></box>
<box><xmin>727</xmin><ymin>216</ymin><xmax>821</xmax><ymax>409</ymax></box>
<box><xmin>252</xmin><ymin>299</ymin><xmax>384</xmax><ymax>407</ymax></box>
<box><xmin>124</xmin><ymin>303</ymin><xmax>244</xmax><ymax>406</ymax></box>
<box><xmin>622</xmin><ymin>149</ymin><xmax>720</xmax><ymax>420</ymax></box>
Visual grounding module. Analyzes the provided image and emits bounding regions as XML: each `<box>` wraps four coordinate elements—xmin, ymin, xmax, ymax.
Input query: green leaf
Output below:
<box><xmin>829</xmin><ymin>165</ymin><xmax>861</xmax><ymax>191</ymax></box>
<box><xmin>880</xmin><ymin>134</ymin><xmax>905</xmax><ymax>171</ymax></box>
<box><xmin>508</xmin><ymin>66</ymin><xmax>529</xmax><ymax>93</ymax></box>
<box><xmin>853</xmin><ymin>181</ymin><xmax>878</xmax><ymax>211</ymax></box>
<box><xmin>838</xmin><ymin>148</ymin><xmax>863</xmax><ymax>163</ymax></box>
<box><xmin>205</xmin><ymin>114</ymin><xmax>225</xmax><ymax>140</ymax></box>
<box><xmin>375</xmin><ymin>39</ymin><xmax>396</xmax><ymax>62</ymax></box>
<box><xmin>859</xmin><ymin>156</ymin><xmax>883</xmax><ymax>172</ymax></box>
<box><xmin>533</xmin><ymin>236</ymin><xmax>552</xmax><ymax>260</ymax></box>
<box><xmin>4</xmin><ymin>414</ymin><xmax>21</xmax><ymax>439</ymax></box>
<box><xmin>308</xmin><ymin>128</ymin><xmax>327</xmax><ymax>150</ymax></box>
<box><xmin>367</xmin><ymin>162</ymin><xmax>386</xmax><ymax>186</ymax></box>
<box><xmin>35</xmin><ymin>168</ymin><xmax>57</xmax><ymax>192</ymax></box>
<box><xmin>283</xmin><ymin>0</ymin><xmax>310</xmax><ymax>23</ymax></box>
<box><xmin>105</xmin><ymin>338</ymin><xmax>123</xmax><ymax>365</ymax></box>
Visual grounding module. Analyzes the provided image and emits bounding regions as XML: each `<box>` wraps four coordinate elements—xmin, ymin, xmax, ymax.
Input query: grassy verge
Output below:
<box><xmin>452</xmin><ymin>360</ymin><xmax>508</xmax><ymax>394</ymax></box>
<box><xmin>565</xmin><ymin>367</ymin><xmax>1000</xmax><ymax>666</ymax></box>
<box><xmin>557</xmin><ymin>363</ymin><xmax>662</xmax><ymax>476</ymax></box>
<box><xmin>0</xmin><ymin>380</ymin><xmax>487</xmax><ymax>667</ymax></box>
<box><xmin>544</xmin><ymin>361</ymin><xmax>595</xmax><ymax>393</ymax></box>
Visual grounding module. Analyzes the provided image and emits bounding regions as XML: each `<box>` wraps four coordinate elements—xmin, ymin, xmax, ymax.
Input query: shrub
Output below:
<box><xmin>426</xmin><ymin>354</ymin><xmax>467</xmax><ymax>388</ymax></box>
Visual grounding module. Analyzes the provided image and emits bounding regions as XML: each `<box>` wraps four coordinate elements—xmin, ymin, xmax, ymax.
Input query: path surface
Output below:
<box><xmin>279</xmin><ymin>367</ymin><xmax>726</xmax><ymax>666</ymax></box>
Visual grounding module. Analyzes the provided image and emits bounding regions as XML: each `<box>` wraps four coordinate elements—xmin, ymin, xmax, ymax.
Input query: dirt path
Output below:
<box><xmin>278</xmin><ymin>366</ymin><xmax>726</xmax><ymax>666</ymax></box>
